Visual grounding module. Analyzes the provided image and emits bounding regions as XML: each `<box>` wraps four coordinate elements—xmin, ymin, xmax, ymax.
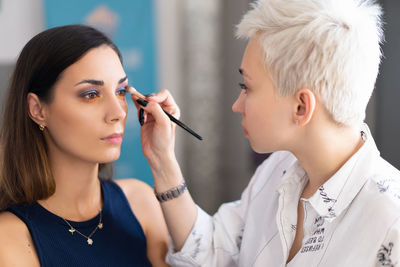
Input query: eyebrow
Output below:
<box><xmin>74</xmin><ymin>76</ymin><xmax>128</xmax><ymax>86</ymax></box>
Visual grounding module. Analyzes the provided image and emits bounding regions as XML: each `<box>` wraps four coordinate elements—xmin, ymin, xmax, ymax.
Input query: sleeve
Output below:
<box><xmin>375</xmin><ymin>217</ymin><xmax>400</xmax><ymax>267</ymax></box>
<box><xmin>166</xmin><ymin>151</ymin><xmax>289</xmax><ymax>267</ymax></box>
<box><xmin>166</xmin><ymin>200</ymin><xmax>248</xmax><ymax>267</ymax></box>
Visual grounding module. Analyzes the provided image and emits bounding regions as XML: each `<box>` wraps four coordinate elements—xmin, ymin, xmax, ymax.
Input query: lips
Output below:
<box><xmin>101</xmin><ymin>133</ymin><xmax>123</xmax><ymax>144</ymax></box>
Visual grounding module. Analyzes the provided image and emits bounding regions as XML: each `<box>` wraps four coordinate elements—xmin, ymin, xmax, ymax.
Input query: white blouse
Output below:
<box><xmin>167</xmin><ymin>125</ymin><xmax>400</xmax><ymax>267</ymax></box>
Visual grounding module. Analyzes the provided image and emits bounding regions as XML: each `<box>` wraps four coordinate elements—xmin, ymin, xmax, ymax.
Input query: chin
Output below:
<box><xmin>249</xmin><ymin>142</ymin><xmax>263</xmax><ymax>154</ymax></box>
<box><xmin>99</xmin><ymin>150</ymin><xmax>121</xmax><ymax>163</ymax></box>
<box><xmin>249</xmin><ymin>141</ymin><xmax>274</xmax><ymax>154</ymax></box>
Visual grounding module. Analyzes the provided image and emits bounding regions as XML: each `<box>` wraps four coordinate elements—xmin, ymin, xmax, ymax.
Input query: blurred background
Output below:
<box><xmin>0</xmin><ymin>0</ymin><xmax>398</xmax><ymax>214</ymax></box>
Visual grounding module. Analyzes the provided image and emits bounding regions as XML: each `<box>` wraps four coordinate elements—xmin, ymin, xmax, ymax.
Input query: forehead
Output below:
<box><xmin>59</xmin><ymin>45</ymin><xmax>125</xmax><ymax>84</ymax></box>
<box><xmin>242</xmin><ymin>36</ymin><xmax>266</xmax><ymax>75</ymax></box>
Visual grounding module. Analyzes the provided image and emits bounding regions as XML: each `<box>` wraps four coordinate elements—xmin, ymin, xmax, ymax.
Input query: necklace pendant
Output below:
<box><xmin>98</xmin><ymin>223</ymin><xmax>103</xmax><ymax>229</ymax></box>
<box><xmin>87</xmin><ymin>238</ymin><xmax>93</xmax><ymax>245</ymax></box>
<box><xmin>69</xmin><ymin>228</ymin><xmax>76</xmax><ymax>234</ymax></box>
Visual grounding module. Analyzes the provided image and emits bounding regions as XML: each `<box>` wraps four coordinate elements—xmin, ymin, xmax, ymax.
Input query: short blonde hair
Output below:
<box><xmin>236</xmin><ymin>0</ymin><xmax>383</xmax><ymax>126</ymax></box>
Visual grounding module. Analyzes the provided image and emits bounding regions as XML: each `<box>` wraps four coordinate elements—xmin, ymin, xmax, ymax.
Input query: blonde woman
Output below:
<box><xmin>135</xmin><ymin>0</ymin><xmax>400</xmax><ymax>266</ymax></box>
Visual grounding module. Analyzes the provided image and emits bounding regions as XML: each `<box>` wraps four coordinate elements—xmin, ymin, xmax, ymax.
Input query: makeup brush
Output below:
<box><xmin>127</xmin><ymin>86</ymin><xmax>203</xmax><ymax>141</ymax></box>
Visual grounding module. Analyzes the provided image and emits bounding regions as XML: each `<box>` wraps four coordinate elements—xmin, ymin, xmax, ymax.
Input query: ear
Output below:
<box><xmin>27</xmin><ymin>92</ymin><xmax>48</xmax><ymax>127</ymax></box>
<box><xmin>293</xmin><ymin>88</ymin><xmax>316</xmax><ymax>126</ymax></box>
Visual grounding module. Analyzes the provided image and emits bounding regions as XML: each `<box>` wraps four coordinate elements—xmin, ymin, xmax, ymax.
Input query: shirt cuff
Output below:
<box><xmin>166</xmin><ymin>206</ymin><xmax>213</xmax><ymax>266</ymax></box>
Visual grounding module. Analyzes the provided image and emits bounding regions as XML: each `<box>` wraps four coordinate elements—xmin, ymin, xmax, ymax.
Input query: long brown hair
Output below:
<box><xmin>0</xmin><ymin>25</ymin><xmax>122</xmax><ymax>210</ymax></box>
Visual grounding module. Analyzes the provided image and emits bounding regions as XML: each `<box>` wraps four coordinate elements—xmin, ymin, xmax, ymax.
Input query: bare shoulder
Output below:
<box><xmin>115</xmin><ymin>178</ymin><xmax>154</xmax><ymax>200</ymax></box>
<box><xmin>115</xmin><ymin>179</ymin><xmax>159</xmax><ymax>219</ymax></box>
<box><xmin>114</xmin><ymin>179</ymin><xmax>159</xmax><ymax>230</ymax></box>
<box><xmin>0</xmin><ymin>211</ymin><xmax>40</xmax><ymax>266</ymax></box>
<box><xmin>0</xmin><ymin>211</ymin><xmax>30</xmax><ymax>247</ymax></box>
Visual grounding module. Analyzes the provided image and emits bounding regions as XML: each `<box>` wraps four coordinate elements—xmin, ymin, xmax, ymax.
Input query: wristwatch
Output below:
<box><xmin>155</xmin><ymin>181</ymin><xmax>187</xmax><ymax>202</ymax></box>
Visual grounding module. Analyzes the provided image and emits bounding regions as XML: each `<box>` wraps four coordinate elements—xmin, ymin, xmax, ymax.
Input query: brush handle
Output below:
<box><xmin>163</xmin><ymin>110</ymin><xmax>203</xmax><ymax>140</ymax></box>
<box><xmin>130</xmin><ymin>86</ymin><xmax>203</xmax><ymax>140</ymax></box>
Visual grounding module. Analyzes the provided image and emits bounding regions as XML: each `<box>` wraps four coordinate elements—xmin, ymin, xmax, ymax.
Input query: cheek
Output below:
<box><xmin>54</xmin><ymin>103</ymin><xmax>97</xmax><ymax>128</ymax></box>
<box><xmin>246</xmin><ymin>100</ymin><xmax>281</xmax><ymax>140</ymax></box>
<box><xmin>244</xmin><ymin>98</ymin><xmax>266</xmax><ymax>126</ymax></box>
<box><xmin>47</xmin><ymin>104</ymin><xmax>102</xmax><ymax>147</ymax></box>
<box><xmin>45</xmin><ymin>106</ymin><xmax>122</xmax><ymax>162</ymax></box>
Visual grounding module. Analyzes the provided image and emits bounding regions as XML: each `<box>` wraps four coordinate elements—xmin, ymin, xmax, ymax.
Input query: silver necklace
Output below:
<box><xmin>61</xmin><ymin>209</ymin><xmax>103</xmax><ymax>245</ymax></box>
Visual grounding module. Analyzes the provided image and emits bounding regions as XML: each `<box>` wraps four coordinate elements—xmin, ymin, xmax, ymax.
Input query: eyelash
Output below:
<box><xmin>79</xmin><ymin>86</ymin><xmax>127</xmax><ymax>101</ymax></box>
<box><xmin>116</xmin><ymin>86</ymin><xmax>127</xmax><ymax>97</ymax></box>
<box><xmin>79</xmin><ymin>89</ymin><xmax>100</xmax><ymax>100</ymax></box>
<box><xmin>238</xmin><ymin>82</ymin><xmax>249</xmax><ymax>93</ymax></box>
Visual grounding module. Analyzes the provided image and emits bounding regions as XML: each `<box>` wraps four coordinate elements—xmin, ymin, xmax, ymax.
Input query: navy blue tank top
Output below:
<box><xmin>7</xmin><ymin>180</ymin><xmax>152</xmax><ymax>267</ymax></box>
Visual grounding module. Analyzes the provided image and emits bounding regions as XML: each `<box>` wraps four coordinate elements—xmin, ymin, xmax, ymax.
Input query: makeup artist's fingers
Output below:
<box><xmin>138</xmin><ymin>109</ymin><xmax>144</xmax><ymax>126</ymax></box>
<box><xmin>130</xmin><ymin>96</ymin><xmax>150</xmax><ymax>122</ymax></box>
<box><xmin>131</xmin><ymin>94</ymin><xmax>142</xmax><ymax>110</ymax></box>
<box><xmin>131</xmin><ymin>96</ymin><xmax>145</xmax><ymax>125</ymax></box>
<box><xmin>130</xmin><ymin>91</ymin><xmax>159</xmax><ymax>116</ymax></box>
<box><xmin>136</xmin><ymin>105</ymin><xmax>155</xmax><ymax>126</ymax></box>
<box><xmin>140</xmin><ymin>101</ymin><xmax>171</xmax><ymax>127</ymax></box>
<box><xmin>147</xmin><ymin>89</ymin><xmax>180</xmax><ymax>119</ymax></box>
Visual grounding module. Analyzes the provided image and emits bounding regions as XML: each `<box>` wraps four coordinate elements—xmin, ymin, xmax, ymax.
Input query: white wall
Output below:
<box><xmin>154</xmin><ymin>0</ymin><xmax>184</xmax><ymax>160</ymax></box>
<box><xmin>0</xmin><ymin>0</ymin><xmax>44</xmax><ymax>63</ymax></box>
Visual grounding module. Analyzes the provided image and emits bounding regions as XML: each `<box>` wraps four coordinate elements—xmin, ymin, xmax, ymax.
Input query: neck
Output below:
<box><xmin>38</xmin><ymin>147</ymin><xmax>102</xmax><ymax>221</ymax></box>
<box><xmin>290</xmin><ymin>122</ymin><xmax>363</xmax><ymax>198</ymax></box>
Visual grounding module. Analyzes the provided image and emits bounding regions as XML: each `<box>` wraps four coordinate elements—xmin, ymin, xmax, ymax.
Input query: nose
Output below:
<box><xmin>105</xmin><ymin>94</ymin><xmax>127</xmax><ymax>124</ymax></box>
<box><xmin>232</xmin><ymin>91</ymin><xmax>245</xmax><ymax>114</ymax></box>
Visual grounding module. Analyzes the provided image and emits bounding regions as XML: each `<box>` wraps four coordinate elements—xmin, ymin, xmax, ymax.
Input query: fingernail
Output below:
<box><xmin>139</xmin><ymin>109</ymin><xmax>144</xmax><ymax>126</ymax></box>
<box><xmin>136</xmin><ymin>98</ymin><xmax>148</xmax><ymax>107</ymax></box>
<box><xmin>145</xmin><ymin>93</ymin><xmax>155</xmax><ymax>97</ymax></box>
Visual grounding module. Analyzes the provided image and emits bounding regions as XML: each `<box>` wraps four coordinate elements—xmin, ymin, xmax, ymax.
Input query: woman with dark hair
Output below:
<box><xmin>0</xmin><ymin>25</ymin><xmax>169</xmax><ymax>266</ymax></box>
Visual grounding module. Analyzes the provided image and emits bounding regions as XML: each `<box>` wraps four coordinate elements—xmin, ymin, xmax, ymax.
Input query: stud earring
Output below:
<box><xmin>39</xmin><ymin>125</ymin><xmax>45</xmax><ymax>131</ymax></box>
<box><xmin>295</xmin><ymin>120</ymin><xmax>299</xmax><ymax>126</ymax></box>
